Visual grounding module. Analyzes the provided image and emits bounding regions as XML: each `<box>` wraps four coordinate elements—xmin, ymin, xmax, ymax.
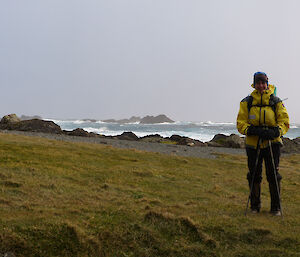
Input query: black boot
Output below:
<box><xmin>269</xmin><ymin>182</ymin><xmax>281</xmax><ymax>214</ymax></box>
<box><xmin>250</xmin><ymin>183</ymin><xmax>261</xmax><ymax>212</ymax></box>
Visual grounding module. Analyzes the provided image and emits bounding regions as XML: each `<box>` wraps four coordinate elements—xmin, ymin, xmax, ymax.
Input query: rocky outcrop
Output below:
<box><xmin>63</xmin><ymin>128</ymin><xmax>99</xmax><ymax>137</ymax></box>
<box><xmin>169</xmin><ymin>135</ymin><xmax>206</xmax><ymax>146</ymax></box>
<box><xmin>0</xmin><ymin>119</ymin><xmax>62</xmax><ymax>134</ymax></box>
<box><xmin>227</xmin><ymin>134</ymin><xmax>246</xmax><ymax>148</ymax></box>
<box><xmin>140</xmin><ymin>115</ymin><xmax>174</xmax><ymax>124</ymax></box>
<box><xmin>116</xmin><ymin>132</ymin><xmax>139</xmax><ymax>141</ymax></box>
<box><xmin>208</xmin><ymin>134</ymin><xmax>245</xmax><ymax>148</ymax></box>
<box><xmin>207</xmin><ymin>134</ymin><xmax>227</xmax><ymax>147</ymax></box>
<box><xmin>140</xmin><ymin>134</ymin><xmax>165</xmax><ymax>143</ymax></box>
<box><xmin>102</xmin><ymin>116</ymin><xmax>141</xmax><ymax>124</ymax></box>
<box><xmin>102</xmin><ymin>114</ymin><xmax>174</xmax><ymax>124</ymax></box>
<box><xmin>207</xmin><ymin>134</ymin><xmax>299</xmax><ymax>152</ymax></box>
<box><xmin>281</xmin><ymin>137</ymin><xmax>300</xmax><ymax>153</ymax></box>
<box><xmin>118</xmin><ymin>116</ymin><xmax>141</xmax><ymax>124</ymax></box>
<box><xmin>1</xmin><ymin>114</ymin><xmax>298</xmax><ymax>153</ymax></box>
<box><xmin>0</xmin><ymin>114</ymin><xmax>21</xmax><ymax>124</ymax></box>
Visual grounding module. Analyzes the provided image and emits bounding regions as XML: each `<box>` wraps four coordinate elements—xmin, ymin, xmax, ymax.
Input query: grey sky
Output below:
<box><xmin>1</xmin><ymin>0</ymin><xmax>299</xmax><ymax>122</ymax></box>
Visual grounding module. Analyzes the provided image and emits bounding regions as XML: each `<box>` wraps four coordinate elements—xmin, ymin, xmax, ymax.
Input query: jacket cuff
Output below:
<box><xmin>279</xmin><ymin>127</ymin><xmax>283</xmax><ymax>137</ymax></box>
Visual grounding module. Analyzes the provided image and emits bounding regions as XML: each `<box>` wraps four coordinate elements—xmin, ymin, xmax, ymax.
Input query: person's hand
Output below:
<box><xmin>259</xmin><ymin>126</ymin><xmax>280</xmax><ymax>140</ymax></box>
<box><xmin>247</xmin><ymin>125</ymin><xmax>263</xmax><ymax>136</ymax></box>
<box><xmin>266</xmin><ymin>126</ymin><xmax>280</xmax><ymax>139</ymax></box>
<box><xmin>247</xmin><ymin>126</ymin><xmax>280</xmax><ymax>140</ymax></box>
<box><xmin>272</xmin><ymin>126</ymin><xmax>280</xmax><ymax>137</ymax></box>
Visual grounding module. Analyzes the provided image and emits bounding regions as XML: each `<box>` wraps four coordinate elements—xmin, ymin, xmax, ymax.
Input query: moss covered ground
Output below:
<box><xmin>0</xmin><ymin>133</ymin><xmax>299</xmax><ymax>256</ymax></box>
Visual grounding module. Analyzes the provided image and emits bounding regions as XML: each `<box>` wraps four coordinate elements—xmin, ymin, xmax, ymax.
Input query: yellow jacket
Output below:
<box><xmin>237</xmin><ymin>84</ymin><xmax>289</xmax><ymax>149</ymax></box>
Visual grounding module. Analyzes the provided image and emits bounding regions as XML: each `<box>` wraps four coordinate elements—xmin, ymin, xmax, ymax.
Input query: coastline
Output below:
<box><xmin>0</xmin><ymin>130</ymin><xmax>246</xmax><ymax>159</ymax></box>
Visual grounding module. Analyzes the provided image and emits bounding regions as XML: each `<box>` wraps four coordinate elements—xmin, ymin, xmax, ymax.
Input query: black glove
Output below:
<box><xmin>258</xmin><ymin>126</ymin><xmax>280</xmax><ymax>140</ymax></box>
<box><xmin>273</xmin><ymin>126</ymin><xmax>280</xmax><ymax>137</ymax></box>
<box><xmin>247</xmin><ymin>126</ymin><xmax>280</xmax><ymax>140</ymax></box>
<box><xmin>266</xmin><ymin>126</ymin><xmax>280</xmax><ymax>139</ymax></box>
<box><xmin>247</xmin><ymin>125</ymin><xmax>263</xmax><ymax>136</ymax></box>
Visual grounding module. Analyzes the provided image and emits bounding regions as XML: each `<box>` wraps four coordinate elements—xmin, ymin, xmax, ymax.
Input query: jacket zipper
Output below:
<box><xmin>259</xmin><ymin>94</ymin><xmax>262</xmax><ymax>125</ymax></box>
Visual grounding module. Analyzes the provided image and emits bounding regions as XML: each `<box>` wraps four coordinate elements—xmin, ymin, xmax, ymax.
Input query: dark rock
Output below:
<box><xmin>102</xmin><ymin>115</ymin><xmax>173</xmax><ymax>124</ymax></box>
<box><xmin>140</xmin><ymin>134</ymin><xmax>164</xmax><ymax>143</ymax></box>
<box><xmin>209</xmin><ymin>134</ymin><xmax>245</xmax><ymax>148</ymax></box>
<box><xmin>140</xmin><ymin>114</ymin><xmax>174</xmax><ymax>124</ymax></box>
<box><xmin>206</xmin><ymin>141</ymin><xmax>223</xmax><ymax>147</ymax></box>
<box><xmin>0</xmin><ymin>119</ymin><xmax>62</xmax><ymax>134</ymax></box>
<box><xmin>64</xmin><ymin>128</ymin><xmax>99</xmax><ymax>137</ymax></box>
<box><xmin>169</xmin><ymin>134</ymin><xmax>206</xmax><ymax>146</ymax></box>
<box><xmin>20</xmin><ymin>115</ymin><xmax>42</xmax><ymax>120</ymax></box>
<box><xmin>116</xmin><ymin>132</ymin><xmax>139</xmax><ymax>141</ymax></box>
<box><xmin>281</xmin><ymin>137</ymin><xmax>300</xmax><ymax>153</ymax></box>
<box><xmin>0</xmin><ymin>114</ymin><xmax>21</xmax><ymax>124</ymax></box>
<box><xmin>169</xmin><ymin>135</ymin><xmax>184</xmax><ymax>142</ymax></box>
<box><xmin>117</xmin><ymin>116</ymin><xmax>141</xmax><ymax>124</ymax></box>
<box><xmin>210</xmin><ymin>134</ymin><xmax>227</xmax><ymax>143</ymax></box>
<box><xmin>227</xmin><ymin>134</ymin><xmax>245</xmax><ymax>148</ymax></box>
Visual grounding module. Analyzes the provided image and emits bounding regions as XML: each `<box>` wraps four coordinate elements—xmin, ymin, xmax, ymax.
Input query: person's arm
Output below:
<box><xmin>276</xmin><ymin>101</ymin><xmax>290</xmax><ymax>136</ymax></box>
<box><xmin>237</xmin><ymin>100</ymin><xmax>251</xmax><ymax>135</ymax></box>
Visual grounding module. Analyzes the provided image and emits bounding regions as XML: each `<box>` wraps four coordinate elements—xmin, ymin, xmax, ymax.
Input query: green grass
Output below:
<box><xmin>0</xmin><ymin>133</ymin><xmax>300</xmax><ymax>257</ymax></box>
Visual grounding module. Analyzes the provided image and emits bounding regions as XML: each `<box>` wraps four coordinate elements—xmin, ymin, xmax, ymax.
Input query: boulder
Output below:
<box><xmin>140</xmin><ymin>114</ymin><xmax>174</xmax><ymax>124</ymax></box>
<box><xmin>169</xmin><ymin>134</ymin><xmax>206</xmax><ymax>146</ymax></box>
<box><xmin>0</xmin><ymin>119</ymin><xmax>62</xmax><ymax>134</ymax></box>
<box><xmin>116</xmin><ymin>132</ymin><xmax>139</xmax><ymax>141</ymax></box>
<box><xmin>206</xmin><ymin>141</ymin><xmax>223</xmax><ymax>147</ymax></box>
<box><xmin>64</xmin><ymin>128</ymin><xmax>99</xmax><ymax>137</ymax></box>
<box><xmin>210</xmin><ymin>134</ymin><xmax>227</xmax><ymax>143</ymax></box>
<box><xmin>140</xmin><ymin>134</ymin><xmax>164</xmax><ymax>143</ymax></box>
<box><xmin>226</xmin><ymin>134</ymin><xmax>245</xmax><ymax>148</ymax></box>
<box><xmin>0</xmin><ymin>114</ymin><xmax>21</xmax><ymax>124</ymax></box>
<box><xmin>209</xmin><ymin>133</ymin><xmax>245</xmax><ymax>148</ymax></box>
<box><xmin>281</xmin><ymin>137</ymin><xmax>300</xmax><ymax>154</ymax></box>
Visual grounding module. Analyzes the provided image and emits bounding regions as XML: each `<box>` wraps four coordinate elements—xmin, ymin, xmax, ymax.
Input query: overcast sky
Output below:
<box><xmin>1</xmin><ymin>0</ymin><xmax>299</xmax><ymax>122</ymax></box>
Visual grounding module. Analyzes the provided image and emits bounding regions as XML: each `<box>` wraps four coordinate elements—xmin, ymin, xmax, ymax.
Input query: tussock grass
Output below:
<box><xmin>0</xmin><ymin>133</ymin><xmax>300</xmax><ymax>256</ymax></box>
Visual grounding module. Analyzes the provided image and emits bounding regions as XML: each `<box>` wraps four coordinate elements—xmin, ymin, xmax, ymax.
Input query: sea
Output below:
<box><xmin>47</xmin><ymin>119</ymin><xmax>300</xmax><ymax>143</ymax></box>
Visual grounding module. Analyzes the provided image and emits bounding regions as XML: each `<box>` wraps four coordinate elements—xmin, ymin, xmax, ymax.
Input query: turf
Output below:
<box><xmin>0</xmin><ymin>133</ymin><xmax>299</xmax><ymax>257</ymax></box>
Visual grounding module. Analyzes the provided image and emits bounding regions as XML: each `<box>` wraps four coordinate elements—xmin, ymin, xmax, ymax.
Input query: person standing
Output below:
<box><xmin>237</xmin><ymin>72</ymin><xmax>289</xmax><ymax>216</ymax></box>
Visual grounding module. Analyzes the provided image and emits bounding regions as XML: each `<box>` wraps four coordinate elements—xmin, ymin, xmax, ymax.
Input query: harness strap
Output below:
<box><xmin>243</xmin><ymin>94</ymin><xmax>281</xmax><ymax>114</ymax></box>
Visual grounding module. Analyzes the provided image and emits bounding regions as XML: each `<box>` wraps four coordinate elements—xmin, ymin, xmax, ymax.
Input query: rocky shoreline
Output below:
<box><xmin>0</xmin><ymin>114</ymin><xmax>299</xmax><ymax>156</ymax></box>
<box><xmin>0</xmin><ymin>130</ymin><xmax>247</xmax><ymax>159</ymax></box>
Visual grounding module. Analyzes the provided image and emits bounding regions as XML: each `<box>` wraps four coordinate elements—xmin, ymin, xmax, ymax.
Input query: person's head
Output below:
<box><xmin>253</xmin><ymin>72</ymin><xmax>268</xmax><ymax>93</ymax></box>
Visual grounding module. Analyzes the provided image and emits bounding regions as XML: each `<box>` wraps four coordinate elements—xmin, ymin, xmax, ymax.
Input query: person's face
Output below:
<box><xmin>255</xmin><ymin>80</ymin><xmax>268</xmax><ymax>93</ymax></box>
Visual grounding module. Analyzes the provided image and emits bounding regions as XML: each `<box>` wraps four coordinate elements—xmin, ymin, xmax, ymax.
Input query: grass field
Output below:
<box><xmin>0</xmin><ymin>133</ymin><xmax>299</xmax><ymax>257</ymax></box>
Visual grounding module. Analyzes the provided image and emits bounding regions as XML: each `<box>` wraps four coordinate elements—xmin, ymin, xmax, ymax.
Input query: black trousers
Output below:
<box><xmin>246</xmin><ymin>143</ymin><xmax>282</xmax><ymax>211</ymax></box>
